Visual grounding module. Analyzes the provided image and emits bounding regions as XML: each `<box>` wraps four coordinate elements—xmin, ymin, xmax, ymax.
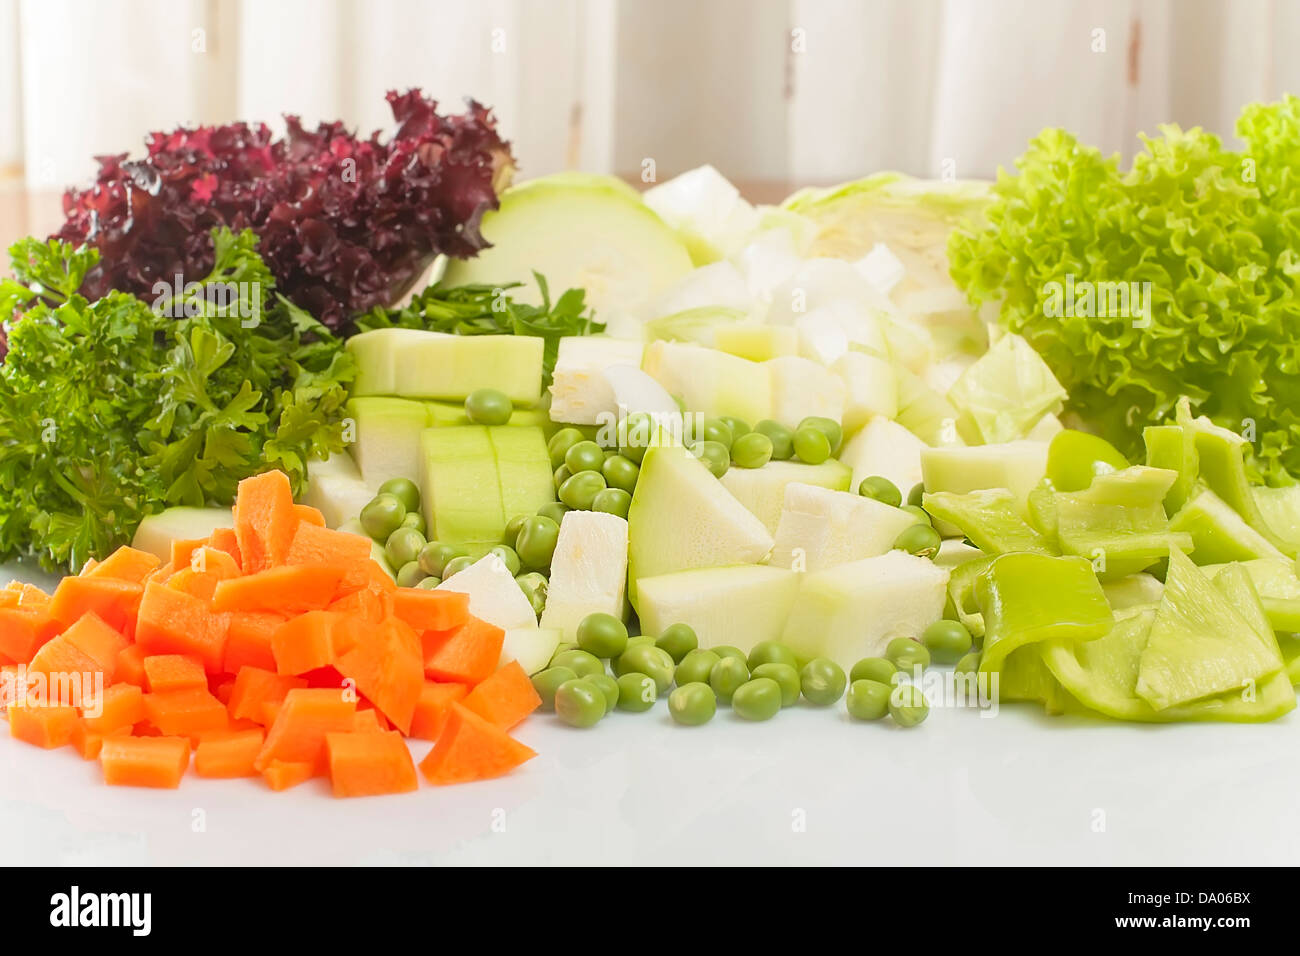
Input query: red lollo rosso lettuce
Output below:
<box><xmin>949</xmin><ymin>96</ymin><xmax>1300</xmax><ymax>484</ymax></box>
<box><xmin>53</xmin><ymin>90</ymin><xmax>514</xmax><ymax>333</ymax></box>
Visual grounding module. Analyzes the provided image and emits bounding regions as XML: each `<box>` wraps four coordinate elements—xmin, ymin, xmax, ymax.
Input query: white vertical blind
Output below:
<box><xmin>1</xmin><ymin>0</ymin><xmax>1297</xmax><ymax>195</ymax></box>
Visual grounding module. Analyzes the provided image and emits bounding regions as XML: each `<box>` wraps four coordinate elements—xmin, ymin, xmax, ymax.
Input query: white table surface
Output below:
<box><xmin>3</xmin><ymin>561</ymin><xmax>1295</xmax><ymax>866</ymax></box>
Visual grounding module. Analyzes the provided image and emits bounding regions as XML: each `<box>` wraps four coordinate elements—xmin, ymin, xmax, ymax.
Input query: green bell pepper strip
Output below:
<box><xmin>1168</xmin><ymin>487</ymin><xmax>1285</xmax><ymax>565</ymax></box>
<box><xmin>1134</xmin><ymin>548</ymin><xmax>1284</xmax><ymax>710</ymax></box>
<box><xmin>974</xmin><ymin>552</ymin><xmax>1113</xmax><ymax>678</ymax></box>
<box><xmin>945</xmin><ymin>554</ymin><xmax>995</xmax><ymax>640</ymax></box>
<box><xmin>1052</xmin><ymin>466</ymin><xmax>1194</xmax><ymax>580</ymax></box>
<box><xmin>1202</xmin><ymin>557</ymin><xmax>1300</xmax><ymax>633</ymax></box>
<box><xmin>1143</xmin><ymin>423</ymin><xmax>1198</xmax><ymax>514</ymax></box>
<box><xmin>923</xmin><ymin>489</ymin><xmax>1056</xmax><ymax>555</ymax></box>
<box><xmin>1046</xmin><ymin>429</ymin><xmax>1129</xmax><ymax>493</ymax></box>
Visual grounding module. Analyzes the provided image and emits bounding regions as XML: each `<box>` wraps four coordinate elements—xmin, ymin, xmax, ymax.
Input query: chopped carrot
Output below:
<box><xmin>294</xmin><ymin>504</ymin><xmax>327</xmax><ymax>527</ymax></box>
<box><xmin>142</xmin><ymin>688</ymin><xmax>228</xmax><ymax>738</ymax></box>
<box><xmin>101</xmin><ymin>736</ymin><xmax>191</xmax><ymax>789</ymax></box>
<box><xmin>48</xmin><ymin>576</ymin><xmax>143</xmax><ymax>635</ymax></box>
<box><xmin>194</xmin><ymin>728</ymin><xmax>264</xmax><ymax>778</ymax></box>
<box><xmin>135</xmin><ymin>581</ymin><xmax>227</xmax><ymax>673</ymax></box>
<box><xmin>462</xmin><ymin>661</ymin><xmax>542</xmax><ymax>730</ymax></box>
<box><xmin>351</xmin><ymin>709</ymin><xmax>386</xmax><ymax>733</ymax></box>
<box><xmin>329</xmin><ymin>587</ymin><xmax>392</xmax><ymax>623</ymax></box>
<box><xmin>211</xmin><ymin>565</ymin><xmax>346</xmax><ymax>614</ymax></box>
<box><xmin>69</xmin><ymin>721</ymin><xmax>106</xmax><ymax>760</ymax></box>
<box><xmin>170</xmin><ymin>538</ymin><xmax>209</xmax><ymax>570</ymax></box>
<box><xmin>325</xmin><ymin>730</ymin><xmax>418</xmax><ymax>797</ymax></box>
<box><xmin>166</xmin><ymin>546</ymin><xmax>241</xmax><ymax>600</ymax></box>
<box><xmin>254</xmin><ymin>687</ymin><xmax>356</xmax><ymax>773</ymax></box>
<box><xmin>409</xmin><ymin>681</ymin><xmax>469</xmax><ymax>740</ymax></box>
<box><xmin>114</xmin><ymin>644</ymin><xmax>147</xmax><ymax>687</ymax></box>
<box><xmin>61</xmin><ymin>612</ymin><xmax>129</xmax><ymax>679</ymax></box>
<box><xmin>227</xmin><ymin>667</ymin><xmax>307</xmax><ymax>722</ymax></box>
<box><xmin>418</xmin><ymin>703</ymin><xmax>536</xmax><ymax>785</ymax></box>
<box><xmin>286</xmin><ymin>523</ymin><xmax>374</xmax><ymax>590</ymax></box>
<box><xmin>212</xmin><ymin>677</ymin><xmax>235</xmax><ymax>705</ymax></box>
<box><xmin>259</xmin><ymin>700</ymin><xmax>283</xmax><ymax>728</ymax></box>
<box><xmin>26</xmin><ymin>636</ymin><xmax>102</xmax><ymax>705</ymax></box>
<box><xmin>392</xmin><ymin>588</ymin><xmax>470</xmax><ymax>633</ymax></box>
<box><xmin>142</xmin><ymin>655</ymin><xmax>207</xmax><ymax>693</ymax></box>
<box><xmin>333</xmin><ymin>617</ymin><xmax>423</xmax><ymax>734</ymax></box>
<box><xmin>81</xmin><ymin>683</ymin><xmax>146</xmax><ymax>734</ymax></box>
<box><xmin>7</xmin><ymin>701</ymin><xmax>79</xmax><ymax>749</ymax></box>
<box><xmin>261</xmin><ymin>759</ymin><xmax>315</xmax><ymax>791</ymax></box>
<box><xmin>206</xmin><ymin>526</ymin><xmax>242</xmax><ymax>568</ymax></box>
<box><xmin>271</xmin><ymin>611</ymin><xmax>360</xmax><ymax>676</ymax></box>
<box><xmin>423</xmin><ymin>617</ymin><xmax>505</xmax><ymax>686</ymax></box>
<box><xmin>223</xmin><ymin>612</ymin><xmax>284</xmax><ymax>673</ymax></box>
<box><xmin>233</xmin><ymin>470</ymin><xmax>299</xmax><ymax>572</ymax></box>
<box><xmin>84</xmin><ymin>547</ymin><xmax>160</xmax><ymax>584</ymax></box>
<box><xmin>143</xmin><ymin>561</ymin><xmax>174</xmax><ymax>586</ymax></box>
<box><xmin>79</xmin><ymin>558</ymin><xmax>99</xmax><ymax>575</ymax></box>
<box><xmin>0</xmin><ymin>607</ymin><xmax>57</xmax><ymax>664</ymax></box>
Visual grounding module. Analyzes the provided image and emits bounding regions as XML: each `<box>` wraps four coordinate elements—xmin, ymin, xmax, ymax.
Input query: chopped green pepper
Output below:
<box><xmin>923</xmin><ymin>489</ymin><xmax>1056</xmax><ymax>555</ymax></box>
<box><xmin>1045</xmin><ymin>429</ymin><xmax>1129</xmax><ymax>493</ymax></box>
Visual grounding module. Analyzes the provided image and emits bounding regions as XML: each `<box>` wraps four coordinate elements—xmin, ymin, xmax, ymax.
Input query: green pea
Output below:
<box><xmin>850</xmin><ymin>657</ymin><xmax>897</xmax><ymax>685</ymax></box>
<box><xmin>532</xmin><ymin>666</ymin><xmax>578</xmax><ymax>711</ymax></box>
<box><xmin>441</xmin><ymin>555</ymin><xmax>475</xmax><ymax>580</ymax></box>
<box><xmin>907</xmin><ymin>482</ymin><xmax>926</xmax><ymax>507</ymax></box>
<box><xmin>889</xmin><ymin>684</ymin><xmax>930</xmax><ymax>727</ymax></box>
<box><xmin>731</xmin><ymin>677</ymin><xmax>782</xmax><ymax>721</ymax></box>
<box><xmin>551</xmin><ymin>642</ymin><xmax>578</xmax><ymax>660</ymax></box>
<box><xmin>515</xmin><ymin>572</ymin><xmax>548</xmax><ymax>616</ymax></box>
<box><xmin>615</xmin><ymin>644</ymin><xmax>675</xmax><ymax>693</ymax></box>
<box><xmin>675</xmin><ymin>649</ymin><xmax>721</xmax><ymax>686</ymax></box>
<box><xmin>797</xmin><ymin>416</ymin><xmax>842</xmax><ymax>454</ymax></box>
<box><xmin>625</xmin><ymin>635</ymin><xmax>656</xmax><ymax>649</ymax></box>
<box><xmin>710</xmin><ymin>645</ymin><xmax>747</xmax><ymax>663</ymax></box>
<box><xmin>555</xmin><ymin>678</ymin><xmax>607</xmax><ymax>727</ymax></box>
<box><xmin>377</xmin><ymin>478</ymin><xmax>421</xmax><ymax>514</ymax></box>
<box><xmin>751</xmin><ymin>662</ymin><xmax>800</xmax><ymax>707</ymax></box>
<box><xmin>400</xmin><ymin>510</ymin><xmax>426</xmax><ymax>535</ymax></box>
<box><xmin>900</xmin><ymin>504</ymin><xmax>931</xmax><ymax>526</ymax></box>
<box><xmin>553</xmin><ymin>464</ymin><xmax>573</xmax><ymax>488</ymax></box>
<box><xmin>547</xmin><ymin>427</ymin><xmax>586</xmax><ymax>470</ymax></box>
<box><xmin>418</xmin><ymin>541</ymin><xmax>466</xmax><ymax>577</ymax></box>
<box><xmin>755</xmin><ymin>419</ymin><xmax>794</xmax><ymax>460</ymax></box>
<box><xmin>559</xmin><ymin>471</ymin><xmax>607</xmax><ymax>510</ymax></box>
<box><xmin>515</xmin><ymin>514</ymin><xmax>560</xmax><ymax>570</ymax></box>
<box><xmin>551</xmin><ymin>648</ymin><xmax>606</xmax><ymax>680</ymax></box>
<box><xmin>585</xmin><ymin>672</ymin><xmax>620</xmax><ymax>710</ymax></box>
<box><xmin>601</xmin><ymin>454</ymin><xmax>640</xmax><ymax>493</ymax></box>
<box><xmin>846</xmin><ymin>679</ymin><xmax>891</xmax><ymax>720</ymax></box>
<box><xmin>565</xmin><ymin>440</ymin><xmax>606</xmax><ymax>475</ymax></box>
<box><xmin>747</xmin><ymin>640</ymin><xmax>798</xmax><ymax>671</ymax></box>
<box><xmin>360</xmin><ymin>493</ymin><xmax>406</xmax><ymax>541</ymax></box>
<box><xmin>893</xmin><ymin>523</ymin><xmax>942</xmax><ymax>559</ymax></box>
<box><xmin>615</xmin><ymin>673</ymin><xmax>657</xmax><ymax>712</ymax></box>
<box><xmin>504</xmin><ymin>513</ymin><xmax>529</xmax><ymax>545</ymax></box>
<box><xmin>465</xmin><ymin>388</ymin><xmax>513</xmax><ymax>426</ymax></box>
<box><xmin>885</xmin><ymin>637</ymin><xmax>931</xmax><ymax>673</ymax></box>
<box><xmin>922</xmin><ymin>619</ymin><xmax>972</xmax><ymax>663</ymax></box>
<box><xmin>708</xmin><ymin>657</ymin><xmax>750</xmax><ymax>703</ymax></box>
<box><xmin>395</xmin><ymin>561</ymin><xmax>427</xmax><ymax>589</ymax></box>
<box><xmin>799</xmin><ymin>657</ymin><xmax>847</xmax><ymax>706</ymax></box>
<box><xmin>592</xmin><ymin>487</ymin><xmax>632</xmax><ymax>518</ymax></box>
<box><xmin>792</xmin><ymin>426</ymin><xmax>831</xmax><ymax>464</ymax></box>
<box><xmin>954</xmin><ymin>651</ymin><xmax>981</xmax><ymax>677</ymax></box>
<box><xmin>416</xmin><ymin>576</ymin><xmax>442</xmax><ymax>590</ymax></box>
<box><xmin>488</xmin><ymin>544</ymin><xmax>521</xmax><ymax>577</ymax></box>
<box><xmin>719</xmin><ymin>416</ymin><xmax>750</xmax><ymax>441</ymax></box>
<box><xmin>690</xmin><ymin>440</ymin><xmax>730</xmax><ymax>478</ymax></box>
<box><xmin>731</xmin><ymin>431</ymin><xmax>774</xmax><ymax>469</ymax></box>
<box><xmin>385</xmin><ymin>527</ymin><xmax>427</xmax><ymax>568</ymax></box>
<box><xmin>700</xmin><ymin>418</ymin><xmax>735</xmax><ymax>451</ymax></box>
<box><xmin>858</xmin><ymin>475</ymin><xmax>902</xmax><ymax>507</ymax></box>
<box><xmin>537</xmin><ymin>501</ymin><xmax>570</xmax><ymax>526</ymax></box>
<box><xmin>668</xmin><ymin>683</ymin><xmax>716</xmax><ymax>726</ymax></box>
<box><xmin>577</xmin><ymin>612</ymin><xmax>628</xmax><ymax>659</ymax></box>
<box><xmin>654</xmin><ymin>623</ymin><xmax>698</xmax><ymax>663</ymax></box>
<box><xmin>617</xmin><ymin>412</ymin><xmax>655</xmax><ymax>464</ymax></box>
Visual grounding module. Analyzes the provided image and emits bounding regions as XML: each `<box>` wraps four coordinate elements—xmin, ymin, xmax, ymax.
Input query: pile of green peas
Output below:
<box><xmin>546</xmin><ymin>425</ymin><xmax>638</xmax><ymax>520</ymax></box>
<box><xmin>680</xmin><ymin>414</ymin><xmax>847</xmax><ymax>479</ymax></box>
<box><xmin>529</xmin><ymin>616</ymin><xmax>970</xmax><ymax>729</ymax></box>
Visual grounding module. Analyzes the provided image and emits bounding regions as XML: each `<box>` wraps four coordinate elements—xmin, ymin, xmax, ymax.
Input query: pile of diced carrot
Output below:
<box><xmin>0</xmin><ymin>470</ymin><xmax>541</xmax><ymax>796</ymax></box>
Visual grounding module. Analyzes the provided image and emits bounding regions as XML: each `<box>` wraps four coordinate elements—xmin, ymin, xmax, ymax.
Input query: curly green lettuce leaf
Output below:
<box><xmin>949</xmin><ymin>97</ymin><xmax>1300</xmax><ymax>484</ymax></box>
